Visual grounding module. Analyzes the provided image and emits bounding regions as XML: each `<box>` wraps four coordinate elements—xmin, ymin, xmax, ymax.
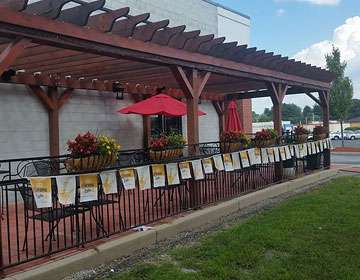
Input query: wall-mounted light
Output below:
<box><xmin>156</xmin><ymin>86</ymin><xmax>166</xmax><ymax>94</ymax></box>
<box><xmin>113</xmin><ymin>82</ymin><xmax>125</xmax><ymax>100</ymax></box>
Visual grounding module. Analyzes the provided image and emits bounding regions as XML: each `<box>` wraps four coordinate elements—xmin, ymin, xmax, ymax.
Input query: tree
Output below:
<box><xmin>252</xmin><ymin>111</ymin><xmax>260</xmax><ymax>122</ymax></box>
<box><xmin>302</xmin><ymin>105</ymin><xmax>313</xmax><ymax>124</ymax></box>
<box><xmin>326</xmin><ymin>47</ymin><xmax>353</xmax><ymax>144</ymax></box>
<box><xmin>282</xmin><ymin>103</ymin><xmax>303</xmax><ymax>124</ymax></box>
<box><xmin>313</xmin><ymin>104</ymin><xmax>322</xmax><ymax>121</ymax></box>
<box><xmin>258</xmin><ymin>107</ymin><xmax>273</xmax><ymax>122</ymax></box>
<box><xmin>347</xmin><ymin>99</ymin><xmax>360</xmax><ymax>120</ymax></box>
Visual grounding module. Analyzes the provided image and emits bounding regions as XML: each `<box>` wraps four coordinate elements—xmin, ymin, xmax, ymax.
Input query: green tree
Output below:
<box><xmin>347</xmin><ymin>99</ymin><xmax>360</xmax><ymax>120</ymax></box>
<box><xmin>302</xmin><ymin>105</ymin><xmax>313</xmax><ymax>124</ymax></box>
<box><xmin>326</xmin><ymin>47</ymin><xmax>353</xmax><ymax>143</ymax></box>
<box><xmin>258</xmin><ymin>107</ymin><xmax>273</xmax><ymax>122</ymax></box>
<box><xmin>252</xmin><ymin>111</ymin><xmax>260</xmax><ymax>122</ymax></box>
<box><xmin>312</xmin><ymin>104</ymin><xmax>322</xmax><ymax>121</ymax></box>
<box><xmin>282</xmin><ymin>103</ymin><xmax>303</xmax><ymax>124</ymax></box>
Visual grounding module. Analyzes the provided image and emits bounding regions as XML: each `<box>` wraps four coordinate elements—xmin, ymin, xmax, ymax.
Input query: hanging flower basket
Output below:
<box><xmin>64</xmin><ymin>153</ymin><xmax>117</xmax><ymax>172</ymax></box>
<box><xmin>313</xmin><ymin>126</ymin><xmax>327</xmax><ymax>140</ymax></box>
<box><xmin>220</xmin><ymin>142</ymin><xmax>243</xmax><ymax>153</ymax></box>
<box><xmin>149</xmin><ymin>148</ymin><xmax>183</xmax><ymax>161</ymax></box>
<box><xmin>294</xmin><ymin>134</ymin><xmax>309</xmax><ymax>144</ymax></box>
<box><xmin>253</xmin><ymin>129</ymin><xmax>277</xmax><ymax>148</ymax></box>
<box><xmin>65</xmin><ymin>132</ymin><xmax>120</xmax><ymax>172</ymax></box>
<box><xmin>253</xmin><ymin>139</ymin><xmax>276</xmax><ymax>148</ymax></box>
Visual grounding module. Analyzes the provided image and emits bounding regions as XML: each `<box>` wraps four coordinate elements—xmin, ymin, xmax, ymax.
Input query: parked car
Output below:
<box><xmin>346</xmin><ymin>130</ymin><xmax>360</xmax><ymax>140</ymax></box>
<box><xmin>330</xmin><ymin>131</ymin><xmax>343</xmax><ymax>140</ymax></box>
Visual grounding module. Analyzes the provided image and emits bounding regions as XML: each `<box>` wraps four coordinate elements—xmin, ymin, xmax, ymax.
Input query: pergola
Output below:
<box><xmin>0</xmin><ymin>0</ymin><xmax>334</xmax><ymax>158</ymax></box>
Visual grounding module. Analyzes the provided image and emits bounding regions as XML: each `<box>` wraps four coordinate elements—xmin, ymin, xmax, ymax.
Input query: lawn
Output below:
<box><xmin>108</xmin><ymin>176</ymin><xmax>360</xmax><ymax>280</ymax></box>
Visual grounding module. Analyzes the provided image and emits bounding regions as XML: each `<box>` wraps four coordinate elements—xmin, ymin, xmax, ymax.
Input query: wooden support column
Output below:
<box><xmin>212</xmin><ymin>101</ymin><xmax>225</xmax><ymax>139</ymax></box>
<box><xmin>172</xmin><ymin>66</ymin><xmax>211</xmax><ymax>154</ymax></box>
<box><xmin>319</xmin><ymin>90</ymin><xmax>331</xmax><ymax>168</ymax></box>
<box><xmin>29</xmin><ymin>86</ymin><xmax>73</xmax><ymax>156</ymax></box>
<box><xmin>268</xmin><ymin>82</ymin><xmax>288</xmax><ymax>181</ymax></box>
<box><xmin>0</xmin><ymin>38</ymin><xmax>30</xmax><ymax>76</ymax></box>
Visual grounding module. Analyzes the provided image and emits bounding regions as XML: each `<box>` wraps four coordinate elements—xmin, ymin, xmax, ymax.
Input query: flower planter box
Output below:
<box><xmin>64</xmin><ymin>153</ymin><xmax>117</xmax><ymax>172</ymax></box>
<box><xmin>294</xmin><ymin>134</ymin><xmax>309</xmax><ymax>144</ymax></box>
<box><xmin>149</xmin><ymin>148</ymin><xmax>183</xmax><ymax>161</ymax></box>
<box><xmin>313</xmin><ymin>133</ymin><xmax>327</xmax><ymax>140</ymax></box>
<box><xmin>254</xmin><ymin>139</ymin><xmax>276</xmax><ymax>148</ymax></box>
<box><xmin>220</xmin><ymin>142</ymin><xmax>243</xmax><ymax>153</ymax></box>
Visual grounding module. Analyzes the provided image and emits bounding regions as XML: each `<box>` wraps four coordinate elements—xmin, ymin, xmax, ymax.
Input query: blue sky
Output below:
<box><xmin>216</xmin><ymin>0</ymin><xmax>360</xmax><ymax>113</ymax></box>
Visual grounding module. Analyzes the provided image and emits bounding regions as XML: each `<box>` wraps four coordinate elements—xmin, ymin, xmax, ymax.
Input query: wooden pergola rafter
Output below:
<box><xmin>0</xmin><ymin>0</ymin><xmax>334</xmax><ymax>169</ymax></box>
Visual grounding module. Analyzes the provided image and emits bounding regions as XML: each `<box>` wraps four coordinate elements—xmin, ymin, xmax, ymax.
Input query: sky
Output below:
<box><xmin>215</xmin><ymin>0</ymin><xmax>360</xmax><ymax>113</ymax></box>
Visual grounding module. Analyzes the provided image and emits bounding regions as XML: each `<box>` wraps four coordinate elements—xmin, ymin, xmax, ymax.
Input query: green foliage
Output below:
<box><xmin>252</xmin><ymin>111</ymin><xmax>260</xmax><ymax>122</ymax></box>
<box><xmin>347</xmin><ymin>99</ymin><xmax>360</xmax><ymax>120</ymax></box>
<box><xmin>166</xmin><ymin>132</ymin><xmax>186</xmax><ymax>148</ymax></box>
<box><xmin>109</xmin><ymin>176</ymin><xmax>360</xmax><ymax>280</ymax></box>
<box><xmin>345</xmin><ymin>126</ymin><xmax>360</xmax><ymax>131</ymax></box>
<box><xmin>282</xmin><ymin>103</ymin><xmax>303</xmax><ymax>124</ymax></box>
<box><xmin>326</xmin><ymin>47</ymin><xmax>353</xmax><ymax>122</ymax></box>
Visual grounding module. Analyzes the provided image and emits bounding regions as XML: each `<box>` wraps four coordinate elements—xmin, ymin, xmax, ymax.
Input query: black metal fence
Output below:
<box><xmin>0</xmin><ymin>141</ymin><xmax>329</xmax><ymax>271</ymax></box>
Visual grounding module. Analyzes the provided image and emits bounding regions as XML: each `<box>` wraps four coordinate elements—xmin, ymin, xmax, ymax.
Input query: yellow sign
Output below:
<box><xmin>179</xmin><ymin>162</ymin><xmax>192</xmax><ymax>179</ymax></box>
<box><xmin>100</xmin><ymin>172</ymin><xmax>118</xmax><ymax>194</ymax></box>
<box><xmin>202</xmin><ymin>158</ymin><xmax>214</xmax><ymax>174</ymax></box>
<box><xmin>56</xmin><ymin>176</ymin><xmax>76</xmax><ymax>205</ymax></box>
<box><xmin>166</xmin><ymin>163</ymin><xmax>180</xmax><ymax>185</ymax></box>
<box><xmin>223</xmin><ymin>154</ymin><xmax>234</xmax><ymax>172</ymax></box>
<box><xmin>119</xmin><ymin>169</ymin><xmax>136</xmax><ymax>190</ymax></box>
<box><xmin>152</xmin><ymin>164</ymin><xmax>166</xmax><ymax>188</ymax></box>
<box><xmin>29</xmin><ymin>177</ymin><xmax>52</xmax><ymax>208</ymax></box>
<box><xmin>136</xmin><ymin>166</ymin><xmax>152</xmax><ymax>190</ymax></box>
<box><xmin>79</xmin><ymin>174</ymin><xmax>98</xmax><ymax>202</ymax></box>
<box><xmin>240</xmin><ymin>150</ymin><xmax>250</xmax><ymax>168</ymax></box>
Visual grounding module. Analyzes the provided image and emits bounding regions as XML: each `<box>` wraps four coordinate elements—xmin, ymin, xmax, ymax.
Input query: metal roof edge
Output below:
<box><xmin>202</xmin><ymin>0</ymin><xmax>251</xmax><ymax>20</ymax></box>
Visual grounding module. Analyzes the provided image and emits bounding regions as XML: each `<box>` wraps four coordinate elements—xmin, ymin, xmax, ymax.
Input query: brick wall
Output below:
<box><xmin>237</xmin><ymin>99</ymin><xmax>253</xmax><ymax>134</ymax></box>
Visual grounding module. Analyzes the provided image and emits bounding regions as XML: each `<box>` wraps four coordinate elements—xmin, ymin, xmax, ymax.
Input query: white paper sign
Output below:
<box><xmin>261</xmin><ymin>148</ymin><xmax>269</xmax><ymax>164</ymax></box>
<box><xmin>267</xmin><ymin>148</ymin><xmax>275</xmax><ymax>163</ymax></box>
<box><xmin>213</xmin><ymin>155</ymin><xmax>225</xmax><ymax>171</ymax></box>
<box><xmin>273</xmin><ymin>147</ymin><xmax>280</xmax><ymax>162</ymax></box>
<box><xmin>279</xmin><ymin>146</ymin><xmax>287</xmax><ymax>161</ymax></box>
<box><xmin>56</xmin><ymin>175</ymin><xmax>76</xmax><ymax>205</ymax></box>
<box><xmin>79</xmin><ymin>174</ymin><xmax>98</xmax><ymax>202</ymax></box>
<box><xmin>248</xmin><ymin>149</ymin><xmax>261</xmax><ymax>165</ymax></box>
<box><xmin>179</xmin><ymin>162</ymin><xmax>192</xmax><ymax>179</ymax></box>
<box><xmin>151</xmin><ymin>164</ymin><xmax>166</xmax><ymax>188</ymax></box>
<box><xmin>29</xmin><ymin>177</ymin><xmax>53</xmax><ymax>208</ymax></box>
<box><xmin>166</xmin><ymin>163</ymin><xmax>180</xmax><ymax>185</ymax></box>
<box><xmin>323</xmin><ymin>139</ymin><xmax>328</xmax><ymax>149</ymax></box>
<box><xmin>284</xmin><ymin>145</ymin><xmax>292</xmax><ymax>160</ymax></box>
<box><xmin>319</xmin><ymin>140</ymin><xmax>324</xmax><ymax>152</ymax></box>
<box><xmin>136</xmin><ymin>166</ymin><xmax>152</xmax><ymax>190</ymax></box>
<box><xmin>240</xmin><ymin>150</ymin><xmax>250</xmax><ymax>168</ymax></box>
<box><xmin>99</xmin><ymin>172</ymin><xmax>118</xmax><ymax>195</ymax></box>
<box><xmin>311</xmin><ymin>142</ymin><xmax>317</xmax><ymax>154</ymax></box>
<box><xmin>191</xmin><ymin>160</ymin><xmax>205</xmax><ymax>180</ymax></box>
<box><xmin>231</xmin><ymin>152</ymin><xmax>241</xmax><ymax>170</ymax></box>
<box><xmin>119</xmin><ymin>169</ymin><xmax>136</xmax><ymax>190</ymax></box>
<box><xmin>223</xmin><ymin>154</ymin><xmax>234</xmax><ymax>172</ymax></box>
<box><xmin>202</xmin><ymin>158</ymin><xmax>214</xmax><ymax>174</ymax></box>
<box><xmin>294</xmin><ymin>145</ymin><xmax>300</xmax><ymax>158</ymax></box>
<box><xmin>289</xmin><ymin>145</ymin><xmax>295</xmax><ymax>157</ymax></box>
<box><xmin>307</xmin><ymin>142</ymin><xmax>313</xmax><ymax>155</ymax></box>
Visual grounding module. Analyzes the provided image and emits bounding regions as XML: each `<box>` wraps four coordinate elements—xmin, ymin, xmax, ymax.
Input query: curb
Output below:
<box><xmin>4</xmin><ymin>169</ymin><xmax>340</xmax><ymax>280</ymax></box>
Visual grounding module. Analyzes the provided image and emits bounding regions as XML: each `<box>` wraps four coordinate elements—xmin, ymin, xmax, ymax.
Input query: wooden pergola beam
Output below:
<box><xmin>0</xmin><ymin>38</ymin><xmax>29</xmax><ymax>75</ymax></box>
<box><xmin>0</xmin><ymin>6</ymin><xmax>331</xmax><ymax>90</ymax></box>
<box><xmin>28</xmin><ymin>85</ymin><xmax>73</xmax><ymax>156</ymax></box>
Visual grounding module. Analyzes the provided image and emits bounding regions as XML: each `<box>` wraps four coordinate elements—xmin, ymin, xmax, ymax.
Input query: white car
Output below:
<box><xmin>330</xmin><ymin>131</ymin><xmax>343</xmax><ymax>140</ymax></box>
<box><xmin>345</xmin><ymin>130</ymin><xmax>360</xmax><ymax>140</ymax></box>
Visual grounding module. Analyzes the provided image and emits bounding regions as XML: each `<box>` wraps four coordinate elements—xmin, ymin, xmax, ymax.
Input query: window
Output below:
<box><xmin>151</xmin><ymin>115</ymin><xmax>182</xmax><ymax>137</ymax></box>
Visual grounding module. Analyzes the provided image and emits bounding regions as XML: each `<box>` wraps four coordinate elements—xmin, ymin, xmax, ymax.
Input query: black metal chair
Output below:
<box><xmin>17</xmin><ymin>182</ymin><xmax>88</xmax><ymax>252</ymax></box>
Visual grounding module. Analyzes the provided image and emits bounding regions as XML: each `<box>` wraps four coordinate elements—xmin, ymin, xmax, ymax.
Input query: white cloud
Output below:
<box><xmin>294</xmin><ymin>16</ymin><xmax>360</xmax><ymax>98</ymax></box>
<box><xmin>274</xmin><ymin>0</ymin><xmax>341</xmax><ymax>6</ymax></box>
<box><xmin>253</xmin><ymin>16</ymin><xmax>360</xmax><ymax>113</ymax></box>
<box><xmin>276</xmin><ymin>8</ymin><xmax>286</xmax><ymax>16</ymax></box>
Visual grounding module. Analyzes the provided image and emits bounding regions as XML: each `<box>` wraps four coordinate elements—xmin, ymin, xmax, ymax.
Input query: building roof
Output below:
<box><xmin>348</xmin><ymin>116</ymin><xmax>360</xmax><ymax>122</ymax></box>
<box><xmin>202</xmin><ymin>0</ymin><xmax>251</xmax><ymax>20</ymax></box>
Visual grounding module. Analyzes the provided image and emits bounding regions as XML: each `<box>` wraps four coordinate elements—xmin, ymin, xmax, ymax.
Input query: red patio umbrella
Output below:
<box><xmin>118</xmin><ymin>93</ymin><xmax>206</xmax><ymax>117</ymax></box>
<box><xmin>225</xmin><ymin>101</ymin><xmax>243</xmax><ymax>132</ymax></box>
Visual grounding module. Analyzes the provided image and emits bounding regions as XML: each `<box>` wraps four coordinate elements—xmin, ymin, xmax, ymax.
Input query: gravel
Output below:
<box><xmin>63</xmin><ymin>175</ymin><xmax>339</xmax><ymax>280</ymax></box>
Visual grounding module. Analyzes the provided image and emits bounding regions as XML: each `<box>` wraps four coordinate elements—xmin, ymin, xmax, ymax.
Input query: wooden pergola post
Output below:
<box><xmin>172</xmin><ymin>66</ymin><xmax>211</xmax><ymax>155</ymax></box>
<box><xmin>268</xmin><ymin>82</ymin><xmax>288</xmax><ymax>181</ymax></box>
<box><xmin>29</xmin><ymin>86</ymin><xmax>72</xmax><ymax>157</ymax></box>
<box><xmin>213</xmin><ymin>101</ymin><xmax>226</xmax><ymax>139</ymax></box>
<box><xmin>319</xmin><ymin>90</ymin><xmax>331</xmax><ymax>167</ymax></box>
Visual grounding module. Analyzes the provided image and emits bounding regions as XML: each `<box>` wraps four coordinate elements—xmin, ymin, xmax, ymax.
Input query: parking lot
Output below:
<box><xmin>332</xmin><ymin>139</ymin><xmax>360</xmax><ymax>148</ymax></box>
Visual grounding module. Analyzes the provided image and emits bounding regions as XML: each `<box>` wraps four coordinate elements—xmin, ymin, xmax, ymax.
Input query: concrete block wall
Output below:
<box><xmin>59</xmin><ymin>92</ymin><xmax>144</xmax><ymax>154</ymax></box>
<box><xmin>0</xmin><ymin>84</ymin><xmax>49</xmax><ymax>160</ymax></box>
<box><xmin>105</xmin><ymin>0</ymin><xmax>218</xmax><ymax>35</ymax></box>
